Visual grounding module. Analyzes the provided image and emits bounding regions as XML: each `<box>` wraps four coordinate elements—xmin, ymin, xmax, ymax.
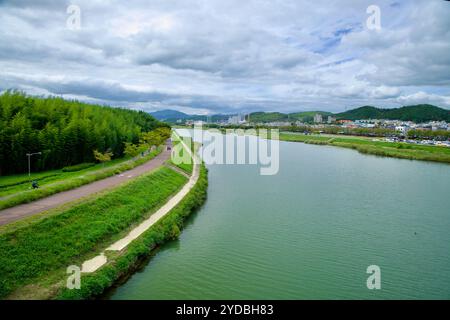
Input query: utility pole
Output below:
<box><xmin>26</xmin><ymin>152</ymin><xmax>42</xmax><ymax>182</ymax></box>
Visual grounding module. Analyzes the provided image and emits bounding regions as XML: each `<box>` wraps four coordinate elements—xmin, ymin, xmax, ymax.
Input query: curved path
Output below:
<box><xmin>81</xmin><ymin>133</ymin><xmax>200</xmax><ymax>273</ymax></box>
<box><xmin>0</xmin><ymin>146</ymin><xmax>172</xmax><ymax>226</ymax></box>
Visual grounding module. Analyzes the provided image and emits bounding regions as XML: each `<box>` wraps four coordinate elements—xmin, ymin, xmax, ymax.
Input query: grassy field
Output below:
<box><xmin>0</xmin><ymin>147</ymin><xmax>162</xmax><ymax>210</ymax></box>
<box><xmin>0</xmin><ymin>166</ymin><xmax>188</xmax><ymax>299</ymax></box>
<box><xmin>279</xmin><ymin>132</ymin><xmax>450</xmax><ymax>164</ymax></box>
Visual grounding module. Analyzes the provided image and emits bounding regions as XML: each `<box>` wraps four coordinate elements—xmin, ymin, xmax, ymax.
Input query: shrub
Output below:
<box><xmin>62</xmin><ymin>163</ymin><xmax>95</xmax><ymax>172</ymax></box>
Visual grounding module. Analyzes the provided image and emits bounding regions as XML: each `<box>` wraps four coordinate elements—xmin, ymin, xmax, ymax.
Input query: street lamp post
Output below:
<box><xmin>26</xmin><ymin>152</ymin><xmax>42</xmax><ymax>182</ymax></box>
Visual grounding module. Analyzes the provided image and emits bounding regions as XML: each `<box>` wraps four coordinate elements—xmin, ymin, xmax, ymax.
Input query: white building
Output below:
<box><xmin>228</xmin><ymin>114</ymin><xmax>247</xmax><ymax>125</ymax></box>
<box><xmin>395</xmin><ymin>126</ymin><xmax>409</xmax><ymax>134</ymax></box>
<box><xmin>314</xmin><ymin>114</ymin><xmax>323</xmax><ymax>123</ymax></box>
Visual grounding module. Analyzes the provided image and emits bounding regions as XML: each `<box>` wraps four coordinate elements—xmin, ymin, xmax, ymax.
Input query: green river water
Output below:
<box><xmin>109</xmin><ymin>130</ymin><xmax>450</xmax><ymax>299</ymax></box>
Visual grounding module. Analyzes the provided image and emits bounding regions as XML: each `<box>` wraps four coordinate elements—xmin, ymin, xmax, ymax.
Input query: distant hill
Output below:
<box><xmin>150</xmin><ymin>109</ymin><xmax>190</xmax><ymax>121</ymax></box>
<box><xmin>336</xmin><ymin>105</ymin><xmax>450</xmax><ymax>122</ymax></box>
<box><xmin>248</xmin><ymin>112</ymin><xmax>286</xmax><ymax>123</ymax></box>
<box><xmin>150</xmin><ymin>109</ymin><xmax>229</xmax><ymax>123</ymax></box>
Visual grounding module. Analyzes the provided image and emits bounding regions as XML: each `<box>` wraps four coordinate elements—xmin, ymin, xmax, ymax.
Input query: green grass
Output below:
<box><xmin>0</xmin><ymin>166</ymin><xmax>188</xmax><ymax>299</ymax></box>
<box><xmin>0</xmin><ymin>147</ymin><xmax>163</xmax><ymax>210</ymax></box>
<box><xmin>57</xmin><ymin>165</ymin><xmax>208</xmax><ymax>300</ymax></box>
<box><xmin>62</xmin><ymin>163</ymin><xmax>95</xmax><ymax>172</ymax></box>
<box><xmin>279</xmin><ymin>132</ymin><xmax>450</xmax><ymax>163</ymax></box>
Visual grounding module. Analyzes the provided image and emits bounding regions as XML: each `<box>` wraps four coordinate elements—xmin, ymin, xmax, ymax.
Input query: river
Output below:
<box><xmin>108</xmin><ymin>130</ymin><xmax>450</xmax><ymax>299</ymax></box>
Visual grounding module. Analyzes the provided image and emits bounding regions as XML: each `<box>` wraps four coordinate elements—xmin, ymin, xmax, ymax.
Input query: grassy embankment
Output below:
<box><xmin>57</xmin><ymin>164</ymin><xmax>208</xmax><ymax>300</ymax></box>
<box><xmin>0</xmin><ymin>166</ymin><xmax>188</xmax><ymax>299</ymax></box>
<box><xmin>0</xmin><ymin>147</ymin><xmax>162</xmax><ymax>210</ymax></box>
<box><xmin>279</xmin><ymin>132</ymin><xmax>450</xmax><ymax>164</ymax></box>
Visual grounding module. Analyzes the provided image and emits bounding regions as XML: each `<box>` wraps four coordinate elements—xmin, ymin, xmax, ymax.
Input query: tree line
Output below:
<box><xmin>0</xmin><ymin>91</ymin><xmax>169</xmax><ymax>175</ymax></box>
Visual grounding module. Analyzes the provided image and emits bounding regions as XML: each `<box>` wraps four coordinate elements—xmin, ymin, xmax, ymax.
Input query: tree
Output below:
<box><xmin>140</xmin><ymin>126</ymin><xmax>171</xmax><ymax>148</ymax></box>
<box><xmin>124</xmin><ymin>142</ymin><xmax>147</xmax><ymax>158</ymax></box>
<box><xmin>93</xmin><ymin>149</ymin><xmax>113</xmax><ymax>166</ymax></box>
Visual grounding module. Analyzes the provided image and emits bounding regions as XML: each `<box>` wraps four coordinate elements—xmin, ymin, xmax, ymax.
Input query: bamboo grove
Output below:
<box><xmin>0</xmin><ymin>91</ymin><xmax>168</xmax><ymax>175</ymax></box>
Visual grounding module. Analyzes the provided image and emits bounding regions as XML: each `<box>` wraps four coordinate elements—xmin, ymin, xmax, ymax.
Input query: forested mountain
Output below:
<box><xmin>150</xmin><ymin>109</ymin><xmax>229</xmax><ymax>123</ymax></box>
<box><xmin>248</xmin><ymin>112</ymin><xmax>286</xmax><ymax>123</ymax></box>
<box><xmin>335</xmin><ymin>105</ymin><xmax>450</xmax><ymax>122</ymax></box>
<box><xmin>150</xmin><ymin>109</ymin><xmax>190</xmax><ymax>121</ymax></box>
<box><xmin>0</xmin><ymin>91</ymin><xmax>164</xmax><ymax>175</ymax></box>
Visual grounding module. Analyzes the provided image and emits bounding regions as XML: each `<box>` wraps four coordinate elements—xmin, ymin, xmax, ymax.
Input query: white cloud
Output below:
<box><xmin>396</xmin><ymin>92</ymin><xmax>450</xmax><ymax>107</ymax></box>
<box><xmin>0</xmin><ymin>0</ymin><xmax>449</xmax><ymax>113</ymax></box>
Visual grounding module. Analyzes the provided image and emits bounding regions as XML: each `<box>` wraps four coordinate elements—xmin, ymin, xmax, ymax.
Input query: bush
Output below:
<box><xmin>62</xmin><ymin>163</ymin><xmax>95</xmax><ymax>172</ymax></box>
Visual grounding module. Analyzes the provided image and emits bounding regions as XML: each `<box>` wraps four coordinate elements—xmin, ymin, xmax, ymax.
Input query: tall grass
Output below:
<box><xmin>0</xmin><ymin>166</ymin><xmax>187</xmax><ymax>298</ymax></box>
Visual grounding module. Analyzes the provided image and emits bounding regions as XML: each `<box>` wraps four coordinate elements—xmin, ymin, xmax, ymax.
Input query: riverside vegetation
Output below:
<box><xmin>279</xmin><ymin>132</ymin><xmax>450</xmax><ymax>164</ymax></box>
<box><xmin>0</xmin><ymin>166</ymin><xmax>189</xmax><ymax>299</ymax></box>
<box><xmin>198</xmin><ymin>127</ymin><xmax>450</xmax><ymax>164</ymax></box>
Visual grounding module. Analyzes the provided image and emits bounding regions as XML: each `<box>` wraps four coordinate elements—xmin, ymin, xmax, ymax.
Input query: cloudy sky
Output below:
<box><xmin>1</xmin><ymin>0</ymin><xmax>449</xmax><ymax>114</ymax></box>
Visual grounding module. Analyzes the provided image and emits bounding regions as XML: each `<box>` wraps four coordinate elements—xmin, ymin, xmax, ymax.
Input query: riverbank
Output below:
<box><xmin>278</xmin><ymin>132</ymin><xmax>450</xmax><ymax>164</ymax></box>
<box><xmin>57</xmin><ymin>164</ymin><xmax>207</xmax><ymax>300</ymax></box>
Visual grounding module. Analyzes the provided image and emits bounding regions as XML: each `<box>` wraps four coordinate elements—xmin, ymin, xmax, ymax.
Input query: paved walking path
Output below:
<box><xmin>0</xmin><ymin>146</ymin><xmax>172</xmax><ymax>226</ymax></box>
<box><xmin>81</xmin><ymin>134</ymin><xmax>200</xmax><ymax>273</ymax></box>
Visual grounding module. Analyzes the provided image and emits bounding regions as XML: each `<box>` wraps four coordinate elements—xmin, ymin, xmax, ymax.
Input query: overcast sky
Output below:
<box><xmin>1</xmin><ymin>0</ymin><xmax>449</xmax><ymax>114</ymax></box>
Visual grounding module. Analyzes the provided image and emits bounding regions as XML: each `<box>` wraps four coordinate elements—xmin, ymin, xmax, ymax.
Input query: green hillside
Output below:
<box><xmin>248</xmin><ymin>112</ymin><xmax>287</xmax><ymax>123</ymax></box>
<box><xmin>336</xmin><ymin>105</ymin><xmax>450</xmax><ymax>122</ymax></box>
